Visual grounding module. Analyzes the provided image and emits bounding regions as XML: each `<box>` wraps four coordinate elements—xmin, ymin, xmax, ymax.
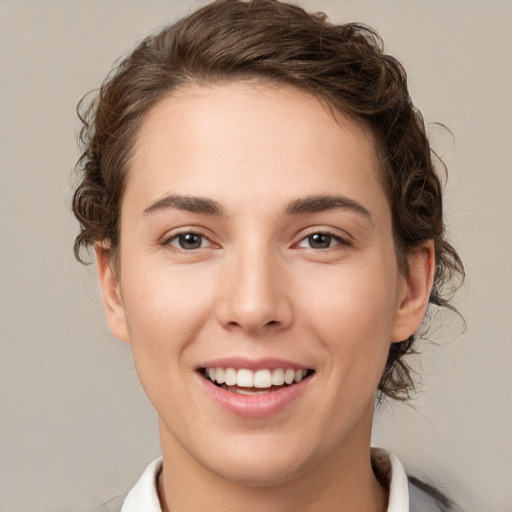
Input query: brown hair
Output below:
<box><xmin>72</xmin><ymin>0</ymin><xmax>464</xmax><ymax>400</ymax></box>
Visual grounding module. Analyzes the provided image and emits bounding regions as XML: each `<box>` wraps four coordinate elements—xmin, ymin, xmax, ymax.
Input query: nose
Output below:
<box><xmin>216</xmin><ymin>248</ymin><xmax>293</xmax><ymax>335</ymax></box>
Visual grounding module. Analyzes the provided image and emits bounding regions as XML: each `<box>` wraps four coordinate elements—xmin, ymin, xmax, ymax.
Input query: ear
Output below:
<box><xmin>94</xmin><ymin>244</ymin><xmax>130</xmax><ymax>343</ymax></box>
<box><xmin>391</xmin><ymin>241</ymin><xmax>435</xmax><ymax>343</ymax></box>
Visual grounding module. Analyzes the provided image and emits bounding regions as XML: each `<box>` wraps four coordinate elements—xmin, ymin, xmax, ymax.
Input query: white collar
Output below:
<box><xmin>121</xmin><ymin>448</ymin><xmax>409</xmax><ymax>512</ymax></box>
<box><xmin>372</xmin><ymin>447</ymin><xmax>410</xmax><ymax>512</ymax></box>
<box><xmin>121</xmin><ymin>457</ymin><xmax>162</xmax><ymax>511</ymax></box>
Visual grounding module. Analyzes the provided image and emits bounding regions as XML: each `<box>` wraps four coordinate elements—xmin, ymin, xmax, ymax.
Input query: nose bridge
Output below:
<box><xmin>217</xmin><ymin>239</ymin><xmax>292</xmax><ymax>333</ymax></box>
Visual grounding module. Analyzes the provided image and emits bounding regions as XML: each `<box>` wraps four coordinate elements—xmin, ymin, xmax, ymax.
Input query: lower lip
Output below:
<box><xmin>197</xmin><ymin>373</ymin><xmax>312</xmax><ymax>419</ymax></box>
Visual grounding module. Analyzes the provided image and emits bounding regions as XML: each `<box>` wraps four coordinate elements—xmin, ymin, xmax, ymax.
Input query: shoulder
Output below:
<box><xmin>408</xmin><ymin>475</ymin><xmax>462</xmax><ymax>512</ymax></box>
<box><xmin>100</xmin><ymin>494</ymin><xmax>128</xmax><ymax>512</ymax></box>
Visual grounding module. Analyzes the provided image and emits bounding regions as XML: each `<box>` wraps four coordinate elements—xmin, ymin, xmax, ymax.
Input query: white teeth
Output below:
<box><xmin>205</xmin><ymin>367</ymin><xmax>310</xmax><ymax>388</ymax></box>
<box><xmin>216</xmin><ymin>368</ymin><xmax>225</xmax><ymax>384</ymax></box>
<box><xmin>236</xmin><ymin>369</ymin><xmax>254</xmax><ymax>388</ymax></box>
<box><xmin>271</xmin><ymin>368</ymin><xmax>285</xmax><ymax>386</ymax></box>
<box><xmin>229</xmin><ymin>387</ymin><xmax>270</xmax><ymax>395</ymax></box>
<box><xmin>294</xmin><ymin>369</ymin><xmax>305</xmax><ymax>382</ymax></box>
<box><xmin>253</xmin><ymin>369</ymin><xmax>272</xmax><ymax>388</ymax></box>
<box><xmin>284</xmin><ymin>369</ymin><xmax>295</xmax><ymax>385</ymax></box>
<box><xmin>224</xmin><ymin>368</ymin><xmax>237</xmax><ymax>386</ymax></box>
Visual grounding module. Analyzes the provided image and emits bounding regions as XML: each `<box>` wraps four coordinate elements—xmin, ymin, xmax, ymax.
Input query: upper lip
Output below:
<box><xmin>197</xmin><ymin>357</ymin><xmax>312</xmax><ymax>371</ymax></box>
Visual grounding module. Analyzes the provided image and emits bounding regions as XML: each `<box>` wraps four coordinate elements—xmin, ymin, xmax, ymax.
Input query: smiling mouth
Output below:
<box><xmin>200</xmin><ymin>367</ymin><xmax>314</xmax><ymax>395</ymax></box>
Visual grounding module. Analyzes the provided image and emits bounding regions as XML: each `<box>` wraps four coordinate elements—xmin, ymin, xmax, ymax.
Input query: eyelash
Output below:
<box><xmin>163</xmin><ymin>229</ymin><xmax>215</xmax><ymax>251</ymax></box>
<box><xmin>163</xmin><ymin>229</ymin><xmax>350</xmax><ymax>252</ymax></box>
<box><xmin>295</xmin><ymin>232</ymin><xmax>349</xmax><ymax>250</ymax></box>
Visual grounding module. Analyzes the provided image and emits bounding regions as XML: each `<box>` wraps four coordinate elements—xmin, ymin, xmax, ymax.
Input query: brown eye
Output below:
<box><xmin>308</xmin><ymin>233</ymin><xmax>331</xmax><ymax>249</ymax></box>
<box><xmin>168</xmin><ymin>232</ymin><xmax>209</xmax><ymax>250</ymax></box>
<box><xmin>297</xmin><ymin>232</ymin><xmax>342</xmax><ymax>249</ymax></box>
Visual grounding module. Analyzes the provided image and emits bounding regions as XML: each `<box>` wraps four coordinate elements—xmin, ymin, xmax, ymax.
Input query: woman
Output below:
<box><xmin>72</xmin><ymin>1</ymin><xmax>464</xmax><ymax>510</ymax></box>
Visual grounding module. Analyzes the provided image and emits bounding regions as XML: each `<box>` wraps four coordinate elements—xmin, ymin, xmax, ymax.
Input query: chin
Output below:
<box><xmin>199</xmin><ymin>432</ymin><xmax>319</xmax><ymax>488</ymax></box>
<box><xmin>213</xmin><ymin>455</ymin><xmax>311</xmax><ymax>488</ymax></box>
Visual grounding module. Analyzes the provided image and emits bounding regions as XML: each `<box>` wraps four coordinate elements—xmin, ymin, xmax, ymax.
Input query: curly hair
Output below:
<box><xmin>72</xmin><ymin>0</ymin><xmax>464</xmax><ymax>400</ymax></box>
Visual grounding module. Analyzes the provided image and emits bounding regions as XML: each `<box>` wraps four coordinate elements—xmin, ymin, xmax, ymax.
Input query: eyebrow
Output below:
<box><xmin>142</xmin><ymin>194</ymin><xmax>224</xmax><ymax>216</ymax></box>
<box><xmin>142</xmin><ymin>193</ymin><xmax>372</xmax><ymax>222</ymax></box>
<box><xmin>284</xmin><ymin>195</ymin><xmax>372</xmax><ymax>221</ymax></box>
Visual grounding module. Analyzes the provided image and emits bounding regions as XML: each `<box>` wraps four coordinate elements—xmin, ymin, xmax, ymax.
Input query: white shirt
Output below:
<box><xmin>121</xmin><ymin>448</ymin><xmax>411</xmax><ymax>512</ymax></box>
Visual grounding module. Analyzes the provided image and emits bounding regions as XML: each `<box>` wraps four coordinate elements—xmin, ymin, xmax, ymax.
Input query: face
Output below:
<box><xmin>97</xmin><ymin>81</ymin><xmax>432</xmax><ymax>486</ymax></box>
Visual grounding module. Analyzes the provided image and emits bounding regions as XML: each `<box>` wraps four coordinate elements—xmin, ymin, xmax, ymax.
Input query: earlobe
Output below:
<box><xmin>391</xmin><ymin>241</ymin><xmax>435</xmax><ymax>343</ymax></box>
<box><xmin>94</xmin><ymin>244</ymin><xmax>130</xmax><ymax>343</ymax></box>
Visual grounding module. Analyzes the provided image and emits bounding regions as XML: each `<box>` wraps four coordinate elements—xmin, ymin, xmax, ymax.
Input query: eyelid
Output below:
<box><xmin>161</xmin><ymin>227</ymin><xmax>219</xmax><ymax>250</ymax></box>
<box><xmin>292</xmin><ymin>227</ymin><xmax>352</xmax><ymax>249</ymax></box>
<box><xmin>295</xmin><ymin>234</ymin><xmax>344</xmax><ymax>250</ymax></box>
<box><xmin>159</xmin><ymin>226</ymin><xmax>352</xmax><ymax>252</ymax></box>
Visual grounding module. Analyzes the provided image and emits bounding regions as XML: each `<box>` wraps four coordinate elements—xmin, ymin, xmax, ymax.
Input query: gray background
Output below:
<box><xmin>1</xmin><ymin>1</ymin><xmax>510</xmax><ymax>511</ymax></box>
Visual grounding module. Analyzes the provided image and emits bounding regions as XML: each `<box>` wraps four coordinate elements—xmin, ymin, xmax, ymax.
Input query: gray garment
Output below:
<box><xmin>409</xmin><ymin>476</ymin><xmax>462</xmax><ymax>512</ymax></box>
<box><xmin>96</xmin><ymin>494</ymin><xmax>126</xmax><ymax>512</ymax></box>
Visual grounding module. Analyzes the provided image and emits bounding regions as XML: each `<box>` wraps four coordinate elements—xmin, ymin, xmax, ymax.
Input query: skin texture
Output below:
<box><xmin>95</xmin><ymin>82</ymin><xmax>434</xmax><ymax>512</ymax></box>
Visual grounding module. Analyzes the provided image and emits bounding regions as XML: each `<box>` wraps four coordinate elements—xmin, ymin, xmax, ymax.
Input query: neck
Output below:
<box><xmin>157</xmin><ymin>406</ymin><xmax>387</xmax><ymax>512</ymax></box>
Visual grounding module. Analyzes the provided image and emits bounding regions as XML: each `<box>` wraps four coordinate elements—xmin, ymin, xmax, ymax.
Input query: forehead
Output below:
<box><xmin>126</xmin><ymin>81</ymin><xmax>387</xmax><ymax>218</ymax></box>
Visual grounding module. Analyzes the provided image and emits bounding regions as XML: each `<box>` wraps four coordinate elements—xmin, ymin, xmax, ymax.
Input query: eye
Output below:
<box><xmin>167</xmin><ymin>232</ymin><xmax>211</xmax><ymax>250</ymax></box>
<box><xmin>297</xmin><ymin>232</ymin><xmax>342</xmax><ymax>249</ymax></box>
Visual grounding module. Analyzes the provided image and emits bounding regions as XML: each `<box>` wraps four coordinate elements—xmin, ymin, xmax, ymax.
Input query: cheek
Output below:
<box><xmin>301</xmin><ymin>263</ymin><xmax>397</xmax><ymax>336</ymax></box>
<box><xmin>297</xmin><ymin>258</ymin><xmax>399</xmax><ymax>378</ymax></box>
<box><xmin>120</xmin><ymin>263</ymin><xmax>217</xmax><ymax>365</ymax></box>
<box><xmin>119</xmin><ymin>265</ymin><xmax>220</xmax><ymax>419</ymax></box>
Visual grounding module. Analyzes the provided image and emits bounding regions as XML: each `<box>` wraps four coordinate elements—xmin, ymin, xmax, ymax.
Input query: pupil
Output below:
<box><xmin>309</xmin><ymin>233</ymin><xmax>330</xmax><ymax>249</ymax></box>
<box><xmin>179</xmin><ymin>233</ymin><xmax>202</xmax><ymax>249</ymax></box>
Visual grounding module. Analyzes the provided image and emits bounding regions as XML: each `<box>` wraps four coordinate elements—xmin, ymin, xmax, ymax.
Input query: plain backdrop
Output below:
<box><xmin>1</xmin><ymin>1</ymin><xmax>511</xmax><ymax>511</ymax></box>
